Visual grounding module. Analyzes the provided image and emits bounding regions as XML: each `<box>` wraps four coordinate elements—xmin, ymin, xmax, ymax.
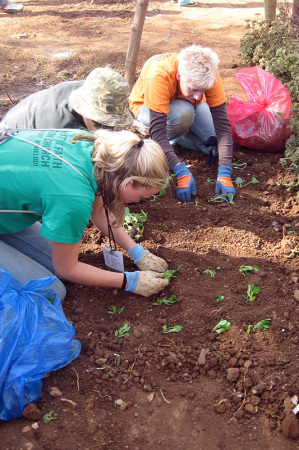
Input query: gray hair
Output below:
<box><xmin>178</xmin><ymin>44</ymin><xmax>220</xmax><ymax>91</ymax></box>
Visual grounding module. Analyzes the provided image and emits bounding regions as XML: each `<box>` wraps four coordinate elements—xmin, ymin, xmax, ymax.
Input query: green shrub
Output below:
<box><xmin>240</xmin><ymin>9</ymin><xmax>299</xmax><ymax>184</ymax></box>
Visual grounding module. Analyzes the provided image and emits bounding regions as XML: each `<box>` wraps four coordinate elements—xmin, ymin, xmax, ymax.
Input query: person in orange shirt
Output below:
<box><xmin>129</xmin><ymin>44</ymin><xmax>236</xmax><ymax>203</ymax></box>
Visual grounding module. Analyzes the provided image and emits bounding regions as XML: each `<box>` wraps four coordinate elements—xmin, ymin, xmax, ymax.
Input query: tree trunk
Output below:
<box><xmin>264</xmin><ymin>0</ymin><xmax>276</xmax><ymax>21</ymax></box>
<box><xmin>292</xmin><ymin>0</ymin><xmax>299</xmax><ymax>23</ymax></box>
<box><xmin>124</xmin><ymin>0</ymin><xmax>149</xmax><ymax>87</ymax></box>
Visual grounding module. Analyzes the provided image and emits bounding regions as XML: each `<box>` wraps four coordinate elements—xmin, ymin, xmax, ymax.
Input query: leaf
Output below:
<box><xmin>216</xmin><ymin>295</ymin><xmax>224</xmax><ymax>303</ymax></box>
<box><xmin>234</xmin><ymin>176</ymin><xmax>243</xmax><ymax>187</ymax></box>
<box><xmin>43</xmin><ymin>410</ymin><xmax>58</xmax><ymax>423</ymax></box>
<box><xmin>212</xmin><ymin>319</ymin><xmax>231</xmax><ymax>334</ymax></box>
<box><xmin>251</xmin><ymin>177</ymin><xmax>259</xmax><ymax>184</ymax></box>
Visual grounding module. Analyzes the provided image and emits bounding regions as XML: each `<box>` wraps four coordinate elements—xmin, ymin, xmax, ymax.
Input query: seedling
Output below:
<box><xmin>123</xmin><ymin>207</ymin><xmax>147</xmax><ymax>240</ymax></box>
<box><xmin>114</xmin><ymin>355</ymin><xmax>121</xmax><ymax>365</ymax></box>
<box><xmin>239</xmin><ymin>265</ymin><xmax>259</xmax><ymax>276</ymax></box>
<box><xmin>212</xmin><ymin>319</ymin><xmax>231</xmax><ymax>334</ymax></box>
<box><xmin>108</xmin><ymin>305</ymin><xmax>124</xmax><ymax>314</ymax></box>
<box><xmin>254</xmin><ymin>319</ymin><xmax>271</xmax><ymax>331</ymax></box>
<box><xmin>234</xmin><ymin>176</ymin><xmax>259</xmax><ymax>188</ymax></box>
<box><xmin>216</xmin><ymin>295</ymin><xmax>224</xmax><ymax>303</ymax></box>
<box><xmin>243</xmin><ymin>283</ymin><xmax>261</xmax><ymax>302</ymax></box>
<box><xmin>163</xmin><ymin>265</ymin><xmax>181</xmax><ymax>280</ymax></box>
<box><xmin>207</xmin><ymin>177</ymin><xmax>216</xmax><ymax>185</ymax></box>
<box><xmin>152</xmin><ymin>294</ymin><xmax>178</xmax><ymax>306</ymax></box>
<box><xmin>43</xmin><ymin>410</ymin><xmax>58</xmax><ymax>423</ymax></box>
<box><xmin>195</xmin><ymin>197</ymin><xmax>199</xmax><ymax>206</ymax></box>
<box><xmin>289</xmin><ymin>245</ymin><xmax>299</xmax><ymax>258</ymax></box>
<box><xmin>232</xmin><ymin>160</ymin><xmax>248</xmax><ymax>170</ymax></box>
<box><xmin>208</xmin><ymin>193</ymin><xmax>234</xmax><ymax>205</ymax></box>
<box><xmin>151</xmin><ymin>174</ymin><xmax>175</xmax><ymax>200</ymax></box>
<box><xmin>246</xmin><ymin>324</ymin><xmax>252</xmax><ymax>333</ymax></box>
<box><xmin>204</xmin><ymin>266</ymin><xmax>220</xmax><ymax>278</ymax></box>
<box><xmin>162</xmin><ymin>324</ymin><xmax>182</xmax><ymax>333</ymax></box>
<box><xmin>115</xmin><ymin>322</ymin><xmax>131</xmax><ymax>340</ymax></box>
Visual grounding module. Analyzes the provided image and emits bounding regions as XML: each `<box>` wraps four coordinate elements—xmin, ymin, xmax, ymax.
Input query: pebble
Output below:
<box><xmin>227</xmin><ymin>367</ymin><xmax>240</xmax><ymax>382</ymax></box>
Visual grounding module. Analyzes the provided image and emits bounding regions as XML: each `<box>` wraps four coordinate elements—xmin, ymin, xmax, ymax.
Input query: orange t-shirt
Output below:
<box><xmin>129</xmin><ymin>53</ymin><xmax>226</xmax><ymax>117</ymax></box>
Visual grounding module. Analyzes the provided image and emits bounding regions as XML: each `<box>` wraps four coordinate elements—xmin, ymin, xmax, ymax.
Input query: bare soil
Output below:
<box><xmin>1</xmin><ymin>1</ymin><xmax>299</xmax><ymax>449</ymax></box>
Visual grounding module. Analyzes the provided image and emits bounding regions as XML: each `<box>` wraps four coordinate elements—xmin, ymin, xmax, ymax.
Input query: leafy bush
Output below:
<box><xmin>240</xmin><ymin>9</ymin><xmax>299</xmax><ymax>183</ymax></box>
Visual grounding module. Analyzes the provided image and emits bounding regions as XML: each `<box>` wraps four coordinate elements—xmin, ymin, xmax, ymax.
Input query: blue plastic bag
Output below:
<box><xmin>0</xmin><ymin>268</ymin><xmax>81</xmax><ymax>421</ymax></box>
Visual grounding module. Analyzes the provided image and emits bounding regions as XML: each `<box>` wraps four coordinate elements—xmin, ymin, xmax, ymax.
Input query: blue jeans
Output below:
<box><xmin>137</xmin><ymin>99</ymin><xmax>217</xmax><ymax>154</ymax></box>
<box><xmin>0</xmin><ymin>222</ymin><xmax>66</xmax><ymax>300</ymax></box>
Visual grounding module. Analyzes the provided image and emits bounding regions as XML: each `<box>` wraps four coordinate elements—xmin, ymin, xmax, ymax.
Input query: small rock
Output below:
<box><xmin>252</xmin><ymin>383</ymin><xmax>265</xmax><ymax>395</ymax></box>
<box><xmin>95</xmin><ymin>358</ymin><xmax>107</xmax><ymax>365</ymax></box>
<box><xmin>227</xmin><ymin>367</ymin><xmax>240</xmax><ymax>383</ymax></box>
<box><xmin>198</xmin><ymin>348</ymin><xmax>209</xmax><ymax>366</ymax></box>
<box><xmin>31</xmin><ymin>422</ymin><xmax>39</xmax><ymax>430</ymax></box>
<box><xmin>50</xmin><ymin>387</ymin><xmax>62</xmax><ymax>398</ymax></box>
<box><xmin>148</xmin><ymin>392</ymin><xmax>155</xmax><ymax>404</ymax></box>
<box><xmin>244</xmin><ymin>403</ymin><xmax>256</xmax><ymax>415</ymax></box>
<box><xmin>23</xmin><ymin>404</ymin><xmax>41</xmax><ymax>421</ymax></box>
<box><xmin>24</xmin><ymin>444</ymin><xmax>34</xmax><ymax>450</ymax></box>
<box><xmin>235</xmin><ymin>409</ymin><xmax>244</xmax><ymax>419</ymax></box>
<box><xmin>213</xmin><ymin>403</ymin><xmax>226</xmax><ymax>414</ymax></box>
<box><xmin>281</xmin><ymin>415</ymin><xmax>299</xmax><ymax>439</ymax></box>
<box><xmin>22</xmin><ymin>426</ymin><xmax>32</xmax><ymax>434</ymax></box>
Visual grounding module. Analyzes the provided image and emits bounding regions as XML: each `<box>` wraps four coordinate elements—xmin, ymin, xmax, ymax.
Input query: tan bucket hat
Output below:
<box><xmin>69</xmin><ymin>67</ymin><xmax>133</xmax><ymax>127</ymax></box>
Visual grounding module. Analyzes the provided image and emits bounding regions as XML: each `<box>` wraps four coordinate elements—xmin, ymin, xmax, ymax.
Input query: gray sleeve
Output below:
<box><xmin>1</xmin><ymin>81</ymin><xmax>84</xmax><ymax>130</ymax></box>
<box><xmin>210</xmin><ymin>103</ymin><xmax>233</xmax><ymax>167</ymax></box>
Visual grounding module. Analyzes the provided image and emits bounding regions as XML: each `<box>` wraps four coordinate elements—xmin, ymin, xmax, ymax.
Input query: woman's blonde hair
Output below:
<box><xmin>72</xmin><ymin>129</ymin><xmax>169</xmax><ymax>224</ymax></box>
<box><xmin>178</xmin><ymin>44</ymin><xmax>220</xmax><ymax>91</ymax></box>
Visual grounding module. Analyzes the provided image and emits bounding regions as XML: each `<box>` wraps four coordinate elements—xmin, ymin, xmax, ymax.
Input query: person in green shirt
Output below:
<box><xmin>0</xmin><ymin>126</ymin><xmax>170</xmax><ymax>300</ymax></box>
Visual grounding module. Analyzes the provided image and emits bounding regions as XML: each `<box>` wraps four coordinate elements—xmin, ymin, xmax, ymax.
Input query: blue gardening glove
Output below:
<box><xmin>215</xmin><ymin>166</ymin><xmax>236</xmax><ymax>199</ymax></box>
<box><xmin>128</xmin><ymin>244</ymin><xmax>168</xmax><ymax>273</ymax></box>
<box><xmin>173</xmin><ymin>162</ymin><xmax>197</xmax><ymax>202</ymax></box>
<box><xmin>128</xmin><ymin>243</ymin><xmax>146</xmax><ymax>263</ymax></box>
<box><xmin>124</xmin><ymin>270</ymin><xmax>169</xmax><ymax>297</ymax></box>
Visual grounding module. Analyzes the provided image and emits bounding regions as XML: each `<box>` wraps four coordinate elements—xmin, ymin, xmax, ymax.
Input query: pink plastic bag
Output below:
<box><xmin>227</xmin><ymin>66</ymin><xmax>292</xmax><ymax>152</ymax></box>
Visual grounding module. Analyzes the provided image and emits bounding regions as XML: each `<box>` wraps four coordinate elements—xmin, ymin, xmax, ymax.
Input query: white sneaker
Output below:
<box><xmin>1</xmin><ymin>1</ymin><xmax>23</xmax><ymax>13</ymax></box>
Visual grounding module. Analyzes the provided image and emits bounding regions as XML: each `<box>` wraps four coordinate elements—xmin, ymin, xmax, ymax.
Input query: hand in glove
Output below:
<box><xmin>124</xmin><ymin>270</ymin><xmax>169</xmax><ymax>297</ymax></box>
<box><xmin>173</xmin><ymin>162</ymin><xmax>197</xmax><ymax>203</ymax></box>
<box><xmin>128</xmin><ymin>244</ymin><xmax>168</xmax><ymax>273</ymax></box>
<box><xmin>215</xmin><ymin>166</ymin><xmax>236</xmax><ymax>199</ymax></box>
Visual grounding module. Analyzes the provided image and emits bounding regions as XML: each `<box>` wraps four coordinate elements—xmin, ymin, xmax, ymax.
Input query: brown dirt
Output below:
<box><xmin>1</xmin><ymin>1</ymin><xmax>299</xmax><ymax>449</ymax></box>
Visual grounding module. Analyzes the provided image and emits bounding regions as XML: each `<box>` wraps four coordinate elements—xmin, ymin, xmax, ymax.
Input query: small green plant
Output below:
<box><xmin>212</xmin><ymin>319</ymin><xmax>231</xmax><ymax>334</ymax></box>
<box><xmin>204</xmin><ymin>266</ymin><xmax>220</xmax><ymax>277</ymax></box>
<box><xmin>243</xmin><ymin>283</ymin><xmax>261</xmax><ymax>302</ymax></box>
<box><xmin>43</xmin><ymin>410</ymin><xmax>58</xmax><ymax>423</ymax></box>
<box><xmin>114</xmin><ymin>355</ymin><xmax>121</xmax><ymax>365</ymax></box>
<box><xmin>115</xmin><ymin>322</ymin><xmax>131</xmax><ymax>340</ymax></box>
<box><xmin>208</xmin><ymin>193</ymin><xmax>234</xmax><ymax>205</ymax></box>
<box><xmin>195</xmin><ymin>197</ymin><xmax>199</xmax><ymax>206</ymax></box>
<box><xmin>234</xmin><ymin>176</ymin><xmax>259</xmax><ymax>188</ymax></box>
<box><xmin>162</xmin><ymin>324</ymin><xmax>182</xmax><ymax>333</ymax></box>
<box><xmin>152</xmin><ymin>294</ymin><xmax>178</xmax><ymax>306</ymax></box>
<box><xmin>239</xmin><ymin>265</ymin><xmax>259</xmax><ymax>276</ymax></box>
<box><xmin>246</xmin><ymin>324</ymin><xmax>252</xmax><ymax>333</ymax></box>
<box><xmin>108</xmin><ymin>305</ymin><xmax>124</xmax><ymax>314</ymax></box>
<box><xmin>123</xmin><ymin>207</ymin><xmax>147</xmax><ymax>240</ymax></box>
<box><xmin>151</xmin><ymin>174</ymin><xmax>175</xmax><ymax>200</ymax></box>
<box><xmin>289</xmin><ymin>245</ymin><xmax>299</xmax><ymax>258</ymax></box>
<box><xmin>232</xmin><ymin>160</ymin><xmax>248</xmax><ymax>170</ymax></box>
<box><xmin>163</xmin><ymin>265</ymin><xmax>181</xmax><ymax>280</ymax></box>
<box><xmin>215</xmin><ymin>295</ymin><xmax>224</xmax><ymax>303</ymax></box>
<box><xmin>207</xmin><ymin>177</ymin><xmax>216</xmax><ymax>184</ymax></box>
<box><xmin>254</xmin><ymin>319</ymin><xmax>271</xmax><ymax>331</ymax></box>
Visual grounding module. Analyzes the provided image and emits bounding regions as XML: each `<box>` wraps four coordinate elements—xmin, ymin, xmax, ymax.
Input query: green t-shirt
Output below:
<box><xmin>0</xmin><ymin>129</ymin><xmax>98</xmax><ymax>244</ymax></box>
